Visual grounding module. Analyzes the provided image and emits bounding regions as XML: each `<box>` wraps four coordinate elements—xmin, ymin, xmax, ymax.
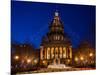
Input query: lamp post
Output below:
<box><xmin>80</xmin><ymin>56</ymin><xmax>84</xmax><ymax>61</ymax></box>
<box><xmin>74</xmin><ymin>57</ymin><xmax>79</xmax><ymax>66</ymax></box>
<box><xmin>89</xmin><ymin>52</ymin><xmax>94</xmax><ymax>64</ymax></box>
<box><xmin>26</xmin><ymin>59</ymin><xmax>31</xmax><ymax>68</ymax></box>
<box><xmin>80</xmin><ymin>56</ymin><xmax>84</xmax><ymax>67</ymax></box>
<box><xmin>89</xmin><ymin>52</ymin><xmax>93</xmax><ymax>57</ymax></box>
<box><xmin>75</xmin><ymin>57</ymin><xmax>78</xmax><ymax>62</ymax></box>
<box><xmin>14</xmin><ymin>55</ymin><xmax>19</xmax><ymax>60</ymax></box>
<box><xmin>34</xmin><ymin>59</ymin><xmax>38</xmax><ymax>64</ymax></box>
<box><xmin>27</xmin><ymin>59</ymin><xmax>31</xmax><ymax>64</ymax></box>
<box><xmin>14</xmin><ymin>55</ymin><xmax>19</xmax><ymax>69</ymax></box>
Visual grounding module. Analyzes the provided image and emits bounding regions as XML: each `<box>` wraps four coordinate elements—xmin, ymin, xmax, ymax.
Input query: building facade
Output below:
<box><xmin>40</xmin><ymin>12</ymin><xmax>72</xmax><ymax>66</ymax></box>
<box><xmin>73</xmin><ymin>41</ymin><xmax>96</xmax><ymax>67</ymax></box>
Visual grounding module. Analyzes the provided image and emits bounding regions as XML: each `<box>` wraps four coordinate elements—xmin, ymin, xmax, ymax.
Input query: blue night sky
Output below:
<box><xmin>11</xmin><ymin>1</ymin><xmax>96</xmax><ymax>48</ymax></box>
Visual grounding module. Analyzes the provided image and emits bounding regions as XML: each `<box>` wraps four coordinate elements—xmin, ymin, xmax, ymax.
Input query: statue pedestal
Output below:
<box><xmin>48</xmin><ymin>64</ymin><xmax>66</xmax><ymax>69</ymax></box>
<box><xmin>48</xmin><ymin>58</ymin><xmax>72</xmax><ymax>69</ymax></box>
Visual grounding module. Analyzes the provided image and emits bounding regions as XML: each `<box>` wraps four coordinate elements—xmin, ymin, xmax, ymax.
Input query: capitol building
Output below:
<box><xmin>40</xmin><ymin>12</ymin><xmax>72</xmax><ymax>66</ymax></box>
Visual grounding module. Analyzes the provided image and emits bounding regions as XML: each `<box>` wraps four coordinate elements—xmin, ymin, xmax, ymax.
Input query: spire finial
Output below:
<box><xmin>55</xmin><ymin>11</ymin><xmax>59</xmax><ymax>16</ymax></box>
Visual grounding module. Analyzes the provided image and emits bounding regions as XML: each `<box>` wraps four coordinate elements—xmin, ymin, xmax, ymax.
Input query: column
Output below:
<box><xmin>69</xmin><ymin>46</ymin><xmax>72</xmax><ymax>58</ymax></box>
<box><xmin>59</xmin><ymin>47</ymin><xmax>62</xmax><ymax>58</ymax></box>
<box><xmin>47</xmin><ymin>47</ymin><xmax>50</xmax><ymax>59</ymax></box>
<box><xmin>40</xmin><ymin>46</ymin><xmax>43</xmax><ymax>60</ymax></box>
<box><xmin>45</xmin><ymin>48</ymin><xmax>47</xmax><ymax>59</ymax></box>
<box><xmin>55</xmin><ymin>47</ymin><xmax>58</xmax><ymax>58</ymax></box>
<box><xmin>58</xmin><ymin>59</ymin><xmax>60</xmax><ymax>64</ymax></box>
<box><xmin>66</xmin><ymin>48</ymin><xmax>68</xmax><ymax>58</ymax></box>
<box><xmin>54</xmin><ymin>47</ymin><xmax>55</xmax><ymax>59</ymax></box>
<box><xmin>50</xmin><ymin>47</ymin><xmax>51</xmax><ymax>59</ymax></box>
<box><xmin>51</xmin><ymin>47</ymin><xmax>54</xmax><ymax>59</ymax></box>
<box><xmin>58</xmin><ymin>47</ymin><xmax>60</xmax><ymax>58</ymax></box>
<box><xmin>62</xmin><ymin>47</ymin><xmax>63</xmax><ymax>58</ymax></box>
<box><xmin>47</xmin><ymin>47</ymin><xmax>48</xmax><ymax>59</ymax></box>
<box><xmin>63</xmin><ymin>47</ymin><xmax>66</xmax><ymax>58</ymax></box>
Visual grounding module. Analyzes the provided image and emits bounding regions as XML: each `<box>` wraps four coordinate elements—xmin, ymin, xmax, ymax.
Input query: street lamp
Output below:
<box><xmin>67</xmin><ymin>59</ymin><xmax>70</xmax><ymax>64</ymax></box>
<box><xmin>63</xmin><ymin>54</ymin><xmax>66</xmax><ymax>58</ymax></box>
<box><xmin>80</xmin><ymin>56</ymin><xmax>84</xmax><ymax>66</ymax></box>
<box><xmin>89</xmin><ymin>52</ymin><xmax>93</xmax><ymax>57</ymax></box>
<box><xmin>34</xmin><ymin>59</ymin><xmax>38</xmax><ymax>64</ymax></box>
<box><xmin>14</xmin><ymin>55</ymin><xmax>19</xmax><ymax>60</ymax></box>
<box><xmin>43</xmin><ymin>60</ymin><xmax>46</xmax><ymax>64</ymax></box>
<box><xmin>89</xmin><ymin>52</ymin><xmax>94</xmax><ymax>64</ymax></box>
<box><xmin>75</xmin><ymin>57</ymin><xmax>78</xmax><ymax>62</ymax></box>
<box><xmin>27</xmin><ymin>59</ymin><xmax>31</xmax><ymax>63</ymax></box>
<box><xmin>80</xmin><ymin>56</ymin><xmax>84</xmax><ymax>61</ymax></box>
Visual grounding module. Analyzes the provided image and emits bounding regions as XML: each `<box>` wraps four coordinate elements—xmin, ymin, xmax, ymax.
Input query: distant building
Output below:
<box><xmin>73</xmin><ymin>41</ymin><xmax>96</xmax><ymax>67</ymax></box>
<box><xmin>11</xmin><ymin>43</ymin><xmax>35</xmax><ymax>66</ymax></box>
<box><xmin>40</xmin><ymin>12</ymin><xmax>72</xmax><ymax>66</ymax></box>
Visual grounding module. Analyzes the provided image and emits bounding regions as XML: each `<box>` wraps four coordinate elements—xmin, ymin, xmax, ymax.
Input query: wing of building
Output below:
<box><xmin>40</xmin><ymin>12</ymin><xmax>72</xmax><ymax>66</ymax></box>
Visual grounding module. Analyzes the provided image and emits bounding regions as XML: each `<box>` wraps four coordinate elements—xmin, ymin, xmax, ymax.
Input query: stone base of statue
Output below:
<box><xmin>48</xmin><ymin>64</ymin><xmax>67</xmax><ymax>69</ymax></box>
<box><xmin>48</xmin><ymin>59</ymin><xmax>71</xmax><ymax>69</ymax></box>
